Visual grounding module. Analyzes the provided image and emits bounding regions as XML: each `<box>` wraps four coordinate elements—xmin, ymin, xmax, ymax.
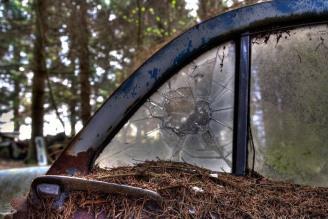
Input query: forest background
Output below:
<box><xmin>0</xmin><ymin>0</ymin><xmax>260</xmax><ymax>163</ymax></box>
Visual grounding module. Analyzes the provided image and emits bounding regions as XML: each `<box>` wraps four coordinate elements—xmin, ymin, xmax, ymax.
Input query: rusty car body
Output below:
<box><xmin>7</xmin><ymin>0</ymin><xmax>328</xmax><ymax>218</ymax></box>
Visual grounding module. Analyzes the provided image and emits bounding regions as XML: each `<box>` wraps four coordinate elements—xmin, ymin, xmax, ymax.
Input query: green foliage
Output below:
<box><xmin>0</xmin><ymin>0</ymin><xmax>31</xmax><ymax>128</ymax></box>
<box><xmin>0</xmin><ymin>0</ymin><xmax>258</xmax><ymax>139</ymax></box>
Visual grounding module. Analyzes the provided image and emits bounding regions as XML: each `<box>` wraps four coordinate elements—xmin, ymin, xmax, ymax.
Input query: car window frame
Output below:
<box><xmin>47</xmin><ymin>0</ymin><xmax>328</xmax><ymax>176</ymax></box>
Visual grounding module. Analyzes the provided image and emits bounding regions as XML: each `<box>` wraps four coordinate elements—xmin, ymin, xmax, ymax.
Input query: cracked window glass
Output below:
<box><xmin>250</xmin><ymin>24</ymin><xmax>328</xmax><ymax>187</ymax></box>
<box><xmin>95</xmin><ymin>42</ymin><xmax>235</xmax><ymax>172</ymax></box>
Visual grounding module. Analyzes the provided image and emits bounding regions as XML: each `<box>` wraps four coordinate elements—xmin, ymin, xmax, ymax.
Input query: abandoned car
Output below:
<box><xmin>9</xmin><ymin>0</ymin><xmax>328</xmax><ymax>218</ymax></box>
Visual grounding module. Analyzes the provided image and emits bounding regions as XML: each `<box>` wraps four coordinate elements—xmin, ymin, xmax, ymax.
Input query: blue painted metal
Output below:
<box><xmin>48</xmin><ymin>0</ymin><xmax>328</xmax><ymax>175</ymax></box>
<box><xmin>233</xmin><ymin>34</ymin><xmax>251</xmax><ymax>176</ymax></box>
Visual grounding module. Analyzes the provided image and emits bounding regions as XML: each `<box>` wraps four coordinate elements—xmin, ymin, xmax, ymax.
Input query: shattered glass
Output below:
<box><xmin>95</xmin><ymin>42</ymin><xmax>235</xmax><ymax>172</ymax></box>
<box><xmin>250</xmin><ymin>24</ymin><xmax>328</xmax><ymax>187</ymax></box>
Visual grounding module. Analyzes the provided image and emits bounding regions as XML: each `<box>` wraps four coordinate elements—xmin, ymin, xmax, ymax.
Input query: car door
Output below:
<box><xmin>13</xmin><ymin>1</ymin><xmax>328</xmax><ymax>218</ymax></box>
<box><xmin>44</xmin><ymin>0</ymin><xmax>328</xmax><ymax>189</ymax></box>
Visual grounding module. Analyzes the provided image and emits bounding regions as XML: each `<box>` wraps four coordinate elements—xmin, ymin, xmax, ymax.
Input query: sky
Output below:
<box><xmin>185</xmin><ymin>0</ymin><xmax>199</xmax><ymax>17</ymax></box>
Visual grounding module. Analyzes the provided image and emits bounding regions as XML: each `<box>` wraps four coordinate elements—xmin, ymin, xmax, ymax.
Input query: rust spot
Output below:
<box><xmin>47</xmin><ymin>148</ymin><xmax>95</xmax><ymax>176</ymax></box>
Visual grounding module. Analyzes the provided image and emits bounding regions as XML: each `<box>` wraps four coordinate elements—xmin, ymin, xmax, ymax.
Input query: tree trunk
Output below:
<box><xmin>13</xmin><ymin>79</ymin><xmax>20</xmax><ymax>132</ymax></box>
<box><xmin>69</xmin><ymin>77</ymin><xmax>78</xmax><ymax>136</ymax></box>
<box><xmin>136</xmin><ymin>0</ymin><xmax>142</xmax><ymax>49</ymax></box>
<box><xmin>12</xmin><ymin>46</ymin><xmax>20</xmax><ymax>132</ymax></box>
<box><xmin>197</xmin><ymin>0</ymin><xmax>222</xmax><ymax>21</ymax></box>
<box><xmin>69</xmin><ymin>101</ymin><xmax>77</xmax><ymax>136</ymax></box>
<box><xmin>27</xmin><ymin>0</ymin><xmax>47</xmax><ymax>163</ymax></box>
<box><xmin>76</xmin><ymin>1</ymin><xmax>91</xmax><ymax>126</ymax></box>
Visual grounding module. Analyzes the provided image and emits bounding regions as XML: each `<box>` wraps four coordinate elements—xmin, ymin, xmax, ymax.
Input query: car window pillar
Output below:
<box><xmin>232</xmin><ymin>34</ymin><xmax>251</xmax><ymax>175</ymax></box>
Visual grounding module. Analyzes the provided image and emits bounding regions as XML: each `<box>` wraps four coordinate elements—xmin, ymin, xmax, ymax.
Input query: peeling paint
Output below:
<box><xmin>148</xmin><ymin>68</ymin><xmax>160</xmax><ymax>80</ymax></box>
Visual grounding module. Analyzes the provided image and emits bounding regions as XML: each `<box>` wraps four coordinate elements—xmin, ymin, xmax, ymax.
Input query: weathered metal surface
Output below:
<box><xmin>36</xmin><ymin>183</ymin><xmax>60</xmax><ymax>198</ymax></box>
<box><xmin>48</xmin><ymin>148</ymin><xmax>95</xmax><ymax>176</ymax></box>
<box><xmin>232</xmin><ymin>34</ymin><xmax>251</xmax><ymax>176</ymax></box>
<box><xmin>31</xmin><ymin>175</ymin><xmax>163</xmax><ymax>205</ymax></box>
<box><xmin>0</xmin><ymin>166</ymin><xmax>49</xmax><ymax>217</ymax></box>
<box><xmin>48</xmin><ymin>0</ymin><xmax>328</xmax><ymax>175</ymax></box>
<box><xmin>35</xmin><ymin>136</ymin><xmax>48</xmax><ymax>166</ymax></box>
